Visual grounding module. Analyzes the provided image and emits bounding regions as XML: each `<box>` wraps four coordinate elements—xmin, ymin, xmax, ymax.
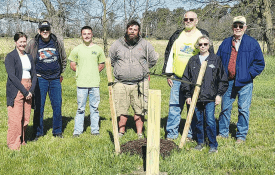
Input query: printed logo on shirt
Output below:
<box><xmin>180</xmin><ymin>45</ymin><xmax>194</xmax><ymax>54</ymax></box>
<box><xmin>209</xmin><ymin>64</ymin><xmax>215</xmax><ymax>68</ymax></box>
<box><xmin>179</xmin><ymin>43</ymin><xmax>199</xmax><ymax>55</ymax></box>
<box><xmin>92</xmin><ymin>51</ymin><xmax>97</xmax><ymax>55</ymax></box>
<box><xmin>38</xmin><ymin>48</ymin><xmax>58</xmax><ymax>63</ymax></box>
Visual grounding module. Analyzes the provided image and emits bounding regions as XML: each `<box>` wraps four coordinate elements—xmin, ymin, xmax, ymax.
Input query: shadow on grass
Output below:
<box><xmin>161</xmin><ymin>116</ymin><xmax>187</xmax><ymax>138</ymax></box>
<box><xmin>26</xmin><ymin>116</ymin><xmax>74</xmax><ymax>141</ymax></box>
<box><xmin>161</xmin><ymin>115</ymin><xmax>237</xmax><ymax>139</ymax></box>
<box><xmin>117</xmin><ymin>115</ymin><xmax>148</xmax><ymax>134</ymax></box>
<box><xmin>83</xmin><ymin>115</ymin><xmax>107</xmax><ymax>133</ymax></box>
<box><xmin>108</xmin><ymin>131</ymin><xmax>114</xmax><ymax>143</ymax></box>
<box><xmin>216</xmin><ymin>119</ymin><xmax>237</xmax><ymax>138</ymax></box>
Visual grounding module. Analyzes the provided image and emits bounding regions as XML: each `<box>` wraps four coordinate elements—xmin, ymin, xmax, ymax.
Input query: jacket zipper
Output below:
<box><xmin>129</xmin><ymin>49</ymin><xmax>132</xmax><ymax>77</ymax></box>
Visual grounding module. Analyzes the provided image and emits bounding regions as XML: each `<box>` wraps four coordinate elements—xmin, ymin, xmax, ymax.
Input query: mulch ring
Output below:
<box><xmin>121</xmin><ymin>138</ymin><xmax>179</xmax><ymax>158</ymax></box>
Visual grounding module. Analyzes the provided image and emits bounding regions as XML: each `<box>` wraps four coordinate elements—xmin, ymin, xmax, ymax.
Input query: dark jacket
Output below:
<box><xmin>181</xmin><ymin>53</ymin><xmax>228</xmax><ymax>102</ymax></box>
<box><xmin>217</xmin><ymin>34</ymin><xmax>265</xmax><ymax>87</ymax></box>
<box><xmin>162</xmin><ymin>28</ymin><xmax>214</xmax><ymax>75</ymax></box>
<box><xmin>5</xmin><ymin>49</ymin><xmax>37</xmax><ymax>107</ymax></box>
<box><xmin>25</xmin><ymin>33</ymin><xmax>67</xmax><ymax>74</ymax></box>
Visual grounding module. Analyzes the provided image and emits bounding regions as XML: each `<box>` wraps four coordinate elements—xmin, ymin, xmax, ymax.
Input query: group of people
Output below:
<box><xmin>6</xmin><ymin>21</ymin><xmax>67</xmax><ymax>150</ymax></box>
<box><xmin>163</xmin><ymin>12</ymin><xmax>265</xmax><ymax>153</ymax></box>
<box><xmin>5</xmin><ymin>11</ymin><xmax>265</xmax><ymax>153</ymax></box>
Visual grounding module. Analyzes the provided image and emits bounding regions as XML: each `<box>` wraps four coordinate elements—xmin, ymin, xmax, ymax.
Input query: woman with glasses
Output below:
<box><xmin>181</xmin><ymin>35</ymin><xmax>228</xmax><ymax>153</ymax></box>
<box><xmin>5</xmin><ymin>32</ymin><xmax>37</xmax><ymax>150</ymax></box>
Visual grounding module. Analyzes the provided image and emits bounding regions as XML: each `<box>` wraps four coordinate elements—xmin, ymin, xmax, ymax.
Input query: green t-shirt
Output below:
<box><xmin>68</xmin><ymin>44</ymin><xmax>106</xmax><ymax>87</ymax></box>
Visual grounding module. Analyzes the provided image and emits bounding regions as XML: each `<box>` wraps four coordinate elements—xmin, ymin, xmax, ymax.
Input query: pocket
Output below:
<box><xmin>238</xmin><ymin>69</ymin><xmax>252</xmax><ymax>83</ymax></box>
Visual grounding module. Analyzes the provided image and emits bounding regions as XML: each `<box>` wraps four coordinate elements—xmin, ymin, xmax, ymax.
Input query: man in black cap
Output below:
<box><xmin>26</xmin><ymin>20</ymin><xmax>67</xmax><ymax>140</ymax></box>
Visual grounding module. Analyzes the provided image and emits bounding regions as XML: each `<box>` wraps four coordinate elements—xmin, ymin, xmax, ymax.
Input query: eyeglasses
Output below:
<box><xmin>233</xmin><ymin>24</ymin><xmax>244</xmax><ymax>29</ymax></box>
<box><xmin>184</xmin><ymin>18</ymin><xmax>195</xmax><ymax>22</ymax></box>
<box><xmin>199</xmin><ymin>43</ymin><xmax>209</xmax><ymax>46</ymax></box>
<box><xmin>40</xmin><ymin>28</ymin><xmax>50</xmax><ymax>31</ymax></box>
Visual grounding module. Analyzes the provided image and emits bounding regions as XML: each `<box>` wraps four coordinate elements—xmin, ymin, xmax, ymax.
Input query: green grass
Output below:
<box><xmin>0</xmin><ymin>39</ymin><xmax>274</xmax><ymax>174</ymax></box>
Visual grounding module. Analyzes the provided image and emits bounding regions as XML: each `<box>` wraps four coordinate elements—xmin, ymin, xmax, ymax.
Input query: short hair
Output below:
<box><xmin>81</xmin><ymin>26</ymin><xmax>93</xmax><ymax>34</ymax></box>
<box><xmin>14</xmin><ymin>32</ymin><xmax>27</xmax><ymax>42</ymax></box>
<box><xmin>126</xmin><ymin>20</ymin><xmax>140</xmax><ymax>31</ymax></box>
<box><xmin>195</xmin><ymin>35</ymin><xmax>213</xmax><ymax>48</ymax></box>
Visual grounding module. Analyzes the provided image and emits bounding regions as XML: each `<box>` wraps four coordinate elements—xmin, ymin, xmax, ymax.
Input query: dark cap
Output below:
<box><xmin>39</xmin><ymin>21</ymin><xmax>51</xmax><ymax>29</ymax></box>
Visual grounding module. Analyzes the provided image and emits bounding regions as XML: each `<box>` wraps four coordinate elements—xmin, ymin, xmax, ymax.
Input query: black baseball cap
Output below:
<box><xmin>39</xmin><ymin>21</ymin><xmax>51</xmax><ymax>29</ymax></box>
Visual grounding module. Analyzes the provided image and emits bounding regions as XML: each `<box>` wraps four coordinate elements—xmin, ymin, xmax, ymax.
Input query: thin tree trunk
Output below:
<box><xmin>262</xmin><ymin>0</ymin><xmax>274</xmax><ymax>55</ymax></box>
<box><xmin>102</xmin><ymin>0</ymin><xmax>108</xmax><ymax>56</ymax></box>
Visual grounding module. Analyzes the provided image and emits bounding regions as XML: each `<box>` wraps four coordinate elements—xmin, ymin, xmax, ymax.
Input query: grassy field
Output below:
<box><xmin>0</xmin><ymin>38</ymin><xmax>274</xmax><ymax>174</ymax></box>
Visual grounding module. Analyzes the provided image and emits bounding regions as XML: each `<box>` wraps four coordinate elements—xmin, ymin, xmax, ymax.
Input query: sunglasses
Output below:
<box><xmin>184</xmin><ymin>18</ymin><xmax>195</xmax><ymax>22</ymax></box>
<box><xmin>40</xmin><ymin>28</ymin><xmax>50</xmax><ymax>31</ymax></box>
<box><xmin>199</xmin><ymin>43</ymin><xmax>209</xmax><ymax>46</ymax></box>
<box><xmin>233</xmin><ymin>24</ymin><xmax>244</xmax><ymax>29</ymax></box>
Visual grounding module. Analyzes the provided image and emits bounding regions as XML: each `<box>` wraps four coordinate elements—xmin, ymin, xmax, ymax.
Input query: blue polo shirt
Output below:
<box><xmin>36</xmin><ymin>37</ymin><xmax>61</xmax><ymax>79</ymax></box>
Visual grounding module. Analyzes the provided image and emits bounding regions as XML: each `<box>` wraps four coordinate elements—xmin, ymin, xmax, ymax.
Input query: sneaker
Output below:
<box><xmin>138</xmin><ymin>133</ymin><xmax>143</xmax><ymax>139</ymax></box>
<box><xmin>73</xmin><ymin>134</ymin><xmax>80</xmax><ymax>138</ymax></box>
<box><xmin>194</xmin><ymin>144</ymin><xmax>204</xmax><ymax>151</ymax></box>
<box><xmin>186</xmin><ymin>137</ymin><xmax>194</xmax><ymax>142</ymax></box>
<box><xmin>118</xmin><ymin>132</ymin><xmax>124</xmax><ymax>138</ymax></box>
<box><xmin>208</xmin><ymin>147</ymin><xmax>218</xmax><ymax>153</ymax></box>
<box><xmin>53</xmin><ymin>133</ymin><xmax>64</xmax><ymax>138</ymax></box>
<box><xmin>236</xmin><ymin>138</ymin><xmax>245</xmax><ymax>144</ymax></box>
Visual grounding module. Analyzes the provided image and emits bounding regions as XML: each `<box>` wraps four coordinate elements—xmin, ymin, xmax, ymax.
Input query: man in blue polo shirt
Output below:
<box><xmin>26</xmin><ymin>21</ymin><xmax>67</xmax><ymax>140</ymax></box>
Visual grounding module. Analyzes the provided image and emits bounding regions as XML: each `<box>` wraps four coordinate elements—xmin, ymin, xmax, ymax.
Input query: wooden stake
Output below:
<box><xmin>179</xmin><ymin>61</ymin><xmax>208</xmax><ymax>149</ymax></box>
<box><xmin>146</xmin><ymin>90</ymin><xmax>161</xmax><ymax>175</ymax></box>
<box><xmin>105</xmin><ymin>58</ymin><xmax>120</xmax><ymax>154</ymax></box>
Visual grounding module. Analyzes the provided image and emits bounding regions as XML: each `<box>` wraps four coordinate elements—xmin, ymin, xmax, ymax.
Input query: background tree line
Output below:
<box><xmin>0</xmin><ymin>0</ymin><xmax>274</xmax><ymax>55</ymax></box>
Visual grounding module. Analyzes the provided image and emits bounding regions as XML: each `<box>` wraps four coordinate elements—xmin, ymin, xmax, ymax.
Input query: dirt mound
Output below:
<box><xmin>121</xmin><ymin>138</ymin><xmax>179</xmax><ymax>158</ymax></box>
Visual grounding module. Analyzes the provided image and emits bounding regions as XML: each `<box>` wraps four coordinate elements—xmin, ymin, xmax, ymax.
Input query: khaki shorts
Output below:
<box><xmin>113</xmin><ymin>79</ymin><xmax>148</xmax><ymax>116</ymax></box>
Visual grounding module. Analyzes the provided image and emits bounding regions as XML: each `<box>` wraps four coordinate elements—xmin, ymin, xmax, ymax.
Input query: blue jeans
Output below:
<box><xmin>219</xmin><ymin>80</ymin><xmax>253</xmax><ymax>140</ymax></box>
<box><xmin>73</xmin><ymin>87</ymin><xmax>100</xmax><ymax>135</ymax></box>
<box><xmin>195</xmin><ymin>102</ymin><xmax>218</xmax><ymax>149</ymax></box>
<box><xmin>33</xmin><ymin>77</ymin><xmax>62</xmax><ymax>136</ymax></box>
<box><xmin>166</xmin><ymin>77</ymin><xmax>196</xmax><ymax>139</ymax></box>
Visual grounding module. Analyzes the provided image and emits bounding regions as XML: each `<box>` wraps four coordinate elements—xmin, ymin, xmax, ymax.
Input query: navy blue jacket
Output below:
<box><xmin>5</xmin><ymin>48</ymin><xmax>37</xmax><ymax>107</ymax></box>
<box><xmin>217</xmin><ymin>34</ymin><xmax>265</xmax><ymax>87</ymax></box>
<box><xmin>181</xmin><ymin>53</ymin><xmax>228</xmax><ymax>102</ymax></box>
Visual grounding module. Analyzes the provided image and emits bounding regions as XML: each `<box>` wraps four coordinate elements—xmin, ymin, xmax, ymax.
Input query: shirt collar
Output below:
<box><xmin>233</xmin><ymin>35</ymin><xmax>243</xmax><ymax>43</ymax></box>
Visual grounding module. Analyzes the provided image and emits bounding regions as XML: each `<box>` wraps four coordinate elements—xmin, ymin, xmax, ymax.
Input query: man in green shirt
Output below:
<box><xmin>69</xmin><ymin>26</ymin><xmax>106</xmax><ymax>137</ymax></box>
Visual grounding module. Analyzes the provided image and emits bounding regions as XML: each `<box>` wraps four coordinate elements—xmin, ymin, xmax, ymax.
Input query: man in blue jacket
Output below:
<box><xmin>217</xmin><ymin>16</ymin><xmax>265</xmax><ymax>143</ymax></box>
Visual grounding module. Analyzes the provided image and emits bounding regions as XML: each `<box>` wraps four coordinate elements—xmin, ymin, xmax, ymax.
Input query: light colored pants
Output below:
<box><xmin>166</xmin><ymin>77</ymin><xmax>195</xmax><ymax>139</ymax></box>
<box><xmin>7</xmin><ymin>79</ymin><xmax>32</xmax><ymax>150</ymax></box>
<box><xmin>219</xmin><ymin>80</ymin><xmax>253</xmax><ymax>140</ymax></box>
<box><xmin>113</xmin><ymin>80</ymin><xmax>148</xmax><ymax>116</ymax></box>
<box><xmin>73</xmin><ymin>87</ymin><xmax>100</xmax><ymax>135</ymax></box>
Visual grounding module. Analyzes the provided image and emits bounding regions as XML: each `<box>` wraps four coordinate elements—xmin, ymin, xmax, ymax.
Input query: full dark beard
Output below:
<box><xmin>125</xmin><ymin>33</ymin><xmax>140</xmax><ymax>46</ymax></box>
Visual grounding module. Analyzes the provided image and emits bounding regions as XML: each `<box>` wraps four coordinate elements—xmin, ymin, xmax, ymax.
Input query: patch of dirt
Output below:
<box><xmin>121</xmin><ymin>138</ymin><xmax>179</xmax><ymax>158</ymax></box>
